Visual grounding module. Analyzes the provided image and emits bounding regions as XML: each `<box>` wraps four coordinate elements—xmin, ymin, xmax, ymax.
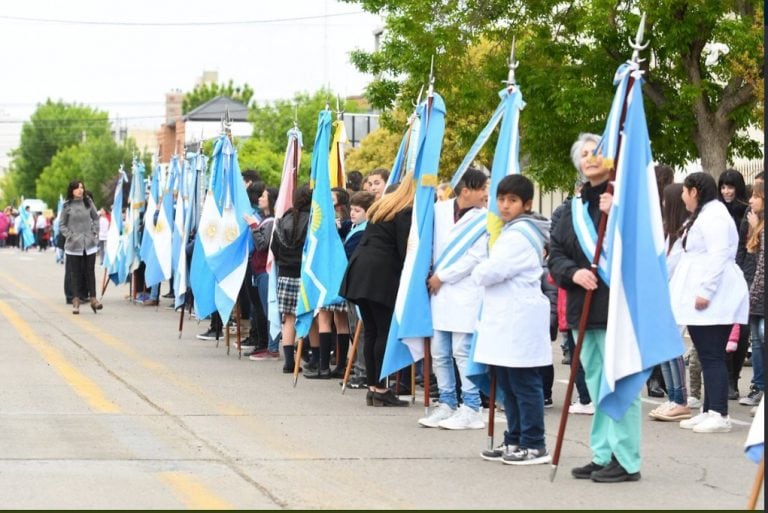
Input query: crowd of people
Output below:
<box><xmin>3</xmin><ymin>139</ymin><xmax>762</xmax><ymax>483</ymax></box>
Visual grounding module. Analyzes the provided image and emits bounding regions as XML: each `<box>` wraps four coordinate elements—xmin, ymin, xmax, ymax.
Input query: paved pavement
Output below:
<box><xmin>0</xmin><ymin>248</ymin><xmax>762</xmax><ymax>509</ymax></box>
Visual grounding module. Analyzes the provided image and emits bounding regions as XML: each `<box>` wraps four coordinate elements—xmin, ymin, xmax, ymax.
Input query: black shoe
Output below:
<box><xmin>366</xmin><ymin>391</ymin><xmax>374</xmax><ymax>406</ymax></box>
<box><xmin>283</xmin><ymin>365</ymin><xmax>301</xmax><ymax>374</ymax></box>
<box><xmin>389</xmin><ymin>380</ymin><xmax>412</xmax><ymax>396</ymax></box>
<box><xmin>647</xmin><ymin>379</ymin><xmax>665</xmax><ymax>398</ymax></box>
<box><xmin>304</xmin><ymin>368</ymin><xmax>331</xmax><ymax>379</ymax></box>
<box><xmin>544</xmin><ymin>397</ymin><xmax>554</xmax><ymax>408</ymax></box>
<box><xmin>590</xmin><ymin>458</ymin><xmax>641</xmax><ymax>483</ymax></box>
<box><xmin>728</xmin><ymin>387</ymin><xmax>739</xmax><ymax>400</ymax></box>
<box><xmin>302</xmin><ymin>361</ymin><xmax>318</xmax><ymax>372</ymax></box>
<box><xmin>571</xmin><ymin>461</ymin><xmax>606</xmax><ymax>479</ymax></box>
<box><xmin>196</xmin><ymin>328</ymin><xmax>223</xmax><ymax>340</ymax></box>
<box><xmin>330</xmin><ymin>366</ymin><xmax>346</xmax><ymax>379</ymax></box>
<box><xmin>372</xmin><ymin>389</ymin><xmax>409</xmax><ymax>407</ymax></box>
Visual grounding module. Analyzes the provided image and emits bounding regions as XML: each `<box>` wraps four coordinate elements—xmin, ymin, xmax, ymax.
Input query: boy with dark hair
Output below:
<box><xmin>421</xmin><ymin>168</ymin><xmax>489</xmax><ymax>429</ymax></box>
<box><xmin>472</xmin><ymin>174</ymin><xmax>552</xmax><ymax>464</ymax></box>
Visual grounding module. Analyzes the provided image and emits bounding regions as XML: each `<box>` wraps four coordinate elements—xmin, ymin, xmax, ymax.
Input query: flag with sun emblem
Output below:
<box><xmin>140</xmin><ymin>163</ymin><xmax>173</xmax><ymax>287</ymax></box>
<box><xmin>294</xmin><ymin>109</ymin><xmax>348</xmax><ymax>338</ymax></box>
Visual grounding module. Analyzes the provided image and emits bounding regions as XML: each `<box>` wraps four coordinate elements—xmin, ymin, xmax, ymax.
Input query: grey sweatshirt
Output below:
<box><xmin>60</xmin><ymin>198</ymin><xmax>99</xmax><ymax>255</ymax></box>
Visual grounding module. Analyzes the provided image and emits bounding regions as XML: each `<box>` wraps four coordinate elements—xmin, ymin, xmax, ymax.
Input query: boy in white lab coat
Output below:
<box><xmin>421</xmin><ymin>168</ymin><xmax>489</xmax><ymax>429</ymax></box>
<box><xmin>472</xmin><ymin>174</ymin><xmax>552</xmax><ymax>465</ymax></box>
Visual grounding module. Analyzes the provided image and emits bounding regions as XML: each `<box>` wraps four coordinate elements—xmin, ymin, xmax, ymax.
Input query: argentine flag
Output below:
<box><xmin>140</xmin><ymin>164</ymin><xmax>173</xmax><ymax>287</ymax></box>
<box><xmin>379</xmin><ymin>93</ymin><xmax>446</xmax><ymax>380</ymax></box>
<box><xmin>463</xmin><ymin>85</ymin><xmax>525</xmax><ymax>397</ymax></box>
<box><xmin>744</xmin><ymin>397</ymin><xmax>764</xmax><ymax>464</ymax></box>
<box><xmin>387</xmin><ymin>108</ymin><xmax>421</xmax><ymax>187</ymax></box>
<box><xmin>118</xmin><ymin>159</ymin><xmax>146</xmax><ymax>285</ymax></box>
<box><xmin>204</xmin><ymin>135</ymin><xmax>253</xmax><ymax>322</ymax></box>
<box><xmin>295</xmin><ymin>110</ymin><xmax>348</xmax><ymax>338</ymax></box>
<box><xmin>599</xmin><ymin>63</ymin><xmax>685</xmax><ymax>421</ymax></box>
<box><xmin>104</xmin><ymin>167</ymin><xmax>127</xmax><ymax>284</ymax></box>
<box><xmin>171</xmin><ymin>156</ymin><xmax>190</xmax><ymax>309</ymax></box>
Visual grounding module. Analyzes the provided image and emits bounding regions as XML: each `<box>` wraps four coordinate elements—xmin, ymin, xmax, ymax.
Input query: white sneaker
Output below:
<box><xmin>418</xmin><ymin>403</ymin><xmax>456</xmax><ymax>428</ymax></box>
<box><xmin>692</xmin><ymin>411</ymin><xmax>732</xmax><ymax>433</ymax></box>
<box><xmin>687</xmin><ymin>396</ymin><xmax>702</xmax><ymax>409</ymax></box>
<box><xmin>679</xmin><ymin>411</ymin><xmax>709</xmax><ymax>429</ymax></box>
<box><xmin>569</xmin><ymin>402</ymin><xmax>595</xmax><ymax>415</ymax></box>
<box><xmin>648</xmin><ymin>401</ymin><xmax>674</xmax><ymax>419</ymax></box>
<box><xmin>438</xmin><ymin>405</ymin><xmax>485</xmax><ymax>430</ymax></box>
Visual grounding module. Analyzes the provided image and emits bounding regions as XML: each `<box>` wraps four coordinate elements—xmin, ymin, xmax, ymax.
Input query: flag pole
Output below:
<box><xmin>341</xmin><ymin>321</ymin><xmax>362</xmax><ymax>394</ymax></box>
<box><xmin>487</xmin><ymin>366</ymin><xmax>496</xmax><ymax>451</ymax></box>
<box><xmin>99</xmin><ymin>268</ymin><xmax>109</xmax><ymax>299</ymax></box>
<box><xmin>747</xmin><ymin>456</ymin><xmax>764</xmax><ymax>509</ymax></box>
<box><xmin>549</xmin><ymin>13</ymin><xmax>647</xmax><ymax>482</ymax></box>
<box><xmin>293</xmin><ymin>337</ymin><xmax>304</xmax><ymax>387</ymax></box>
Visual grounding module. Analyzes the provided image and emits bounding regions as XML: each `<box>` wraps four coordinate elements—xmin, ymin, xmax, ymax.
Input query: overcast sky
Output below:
<box><xmin>0</xmin><ymin>0</ymin><xmax>384</xmax><ymax>167</ymax></box>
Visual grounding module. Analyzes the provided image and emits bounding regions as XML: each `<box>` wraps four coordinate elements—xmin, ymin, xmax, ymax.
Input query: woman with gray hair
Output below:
<box><xmin>60</xmin><ymin>180</ymin><xmax>101</xmax><ymax>314</ymax></box>
<box><xmin>549</xmin><ymin>132</ymin><xmax>643</xmax><ymax>483</ymax></box>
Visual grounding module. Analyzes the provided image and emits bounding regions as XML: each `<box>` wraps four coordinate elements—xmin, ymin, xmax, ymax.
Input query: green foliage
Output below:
<box><xmin>11</xmin><ymin>100</ymin><xmax>112</xmax><ymax>197</ymax></box>
<box><xmin>35</xmin><ymin>137</ymin><xmax>141</xmax><ymax>209</ymax></box>
<box><xmin>249</xmin><ymin>88</ymin><xmax>362</xmax><ymax>183</ymax></box>
<box><xmin>344</xmin><ymin>0</ymin><xmax>763</xmax><ymax>188</ymax></box>
<box><xmin>345</xmin><ymin>127</ymin><xmax>404</xmax><ymax>173</ymax></box>
<box><xmin>0</xmin><ymin>171</ymin><xmax>22</xmax><ymax>208</ymax></box>
<box><xmin>182</xmin><ymin>80</ymin><xmax>255</xmax><ymax>114</ymax></box>
<box><xmin>235</xmin><ymin>138</ymin><xmax>307</xmax><ymax>187</ymax></box>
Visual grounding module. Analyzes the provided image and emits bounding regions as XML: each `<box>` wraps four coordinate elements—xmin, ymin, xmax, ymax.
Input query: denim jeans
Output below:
<box><xmin>749</xmin><ymin>315</ymin><xmax>765</xmax><ymax>390</ymax></box>
<box><xmin>659</xmin><ymin>356</ymin><xmax>688</xmax><ymax>404</ymax></box>
<box><xmin>254</xmin><ymin>272</ymin><xmax>277</xmax><ymax>351</ymax></box>
<box><xmin>432</xmin><ymin>330</ymin><xmax>480</xmax><ymax>410</ymax></box>
<box><xmin>688</xmin><ymin>324</ymin><xmax>731</xmax><ymax>416</ymax></box>
<box><xmin>496</xmin><ymin>366</ymin><xmax>546</xmax><ymax>451</ymax></box>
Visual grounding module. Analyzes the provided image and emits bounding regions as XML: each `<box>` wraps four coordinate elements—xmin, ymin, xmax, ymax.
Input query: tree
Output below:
<box><xmin>344</xmin><ymin>127</ymin><xmax>404</xmax><ymax>173</ymax></box>
<box><xmin>235</xmin><ymin>138</ymin><xmax>304</xmax><ymax>187</ymax></box>
<box><xmin>35</xmin><ymin>136</ymin><xmax>141</xmax><ymax>209</ymax></box>
<box><xmin>10</xmin><ymin>100</ymin><xmax>112</xmax><ymax>197</ymax></box>
<box><xmin>344</xmin><ymin>0</ymin><xmax>763</xmax><ymax>188</ymax></box>
<box><xmin>182</xmin><ymin>80</ymin><xmax>255</xmax><ymax>114</ymax></box>
<box><xmin>249</xmin><ymin>88</ymin><xmax>363</xmax><ymax>173</ymax></box>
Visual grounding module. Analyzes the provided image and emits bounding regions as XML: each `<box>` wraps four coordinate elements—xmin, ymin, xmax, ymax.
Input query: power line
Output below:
<box><xmin>0</xmin><ymin>11</ymin><xmax>364</xmax><ymax>27</ymax></box>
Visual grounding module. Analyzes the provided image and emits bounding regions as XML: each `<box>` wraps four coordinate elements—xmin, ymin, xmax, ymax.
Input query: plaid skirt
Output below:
<box><xmin>321</xmin><ymin>300</ymin><xmax>348</xmax><ymax>313</ymax></box>
<box><xmin>277</xmin><ymin>276</ymin><xmax>301</xmax><ymax>315</ymax></box>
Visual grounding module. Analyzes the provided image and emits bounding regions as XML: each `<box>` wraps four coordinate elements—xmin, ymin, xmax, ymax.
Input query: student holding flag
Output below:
<box><xmin>548</xmin><ymin>133</ymin><xmax>637</xmax><ymax>482</ymax></box>
<box><xmin>419</xmin><ymin>168</ymin><xmax>488</xmax><ymax>430</ymax></box>
<box><xmin>340</xmin><ymin>173</ymin><xmax>415</xmax><ymax>407</ymax></box>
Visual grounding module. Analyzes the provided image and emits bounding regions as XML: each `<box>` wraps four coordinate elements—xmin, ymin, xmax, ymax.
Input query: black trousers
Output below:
<box><xmin>356</xmin><ymin>298</ymin><xmax>394</xmax><ymax>389</ymax></box>
<box><xmin>66</xmin><ymin>252</ymin><xmax>96</xmax><ymax>300</ymax></box>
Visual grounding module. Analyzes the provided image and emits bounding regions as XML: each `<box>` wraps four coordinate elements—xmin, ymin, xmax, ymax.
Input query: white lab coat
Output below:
<box><xmin>471</xmin><ymin>221</ymin><xmax>552</xmax><ymax>368</ymax></box>
<box><xmin>431</xmin><ymin>200</ymin><xmax>487</xmax><ymax>333</ymax></box>
<box><xmin>669</xmin><ymin>200</ymin><xmax>749</xmax><ymax>326</ymax></box>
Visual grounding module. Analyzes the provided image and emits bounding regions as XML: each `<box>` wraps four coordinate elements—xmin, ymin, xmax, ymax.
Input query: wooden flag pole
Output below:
<box><xmin>747</xmin><ymin>456</ymin><xmax>764</xmax><ymax>510</ymax></box>
<box><xmin>341</xmin><ymin>321</ymin><xmax>362</xmax><ymax>394</ymax></box>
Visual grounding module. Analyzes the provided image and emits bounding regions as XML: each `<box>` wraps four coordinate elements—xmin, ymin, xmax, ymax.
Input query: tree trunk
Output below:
<box><xmin>692</xmin><ymin>118</ymin><xmax>730</xmax><ymax>180</ymax></box>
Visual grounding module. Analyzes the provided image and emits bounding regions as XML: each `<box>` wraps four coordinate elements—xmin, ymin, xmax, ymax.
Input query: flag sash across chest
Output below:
<box><xmin>379</xmin><ymin>93</ymin><xmax>446</xmax><ymax>381</ymax></box>
<box><xmin>598</xmin><ymin>64</ymin><xmax>685</xmax><ymax>421</ymax></box>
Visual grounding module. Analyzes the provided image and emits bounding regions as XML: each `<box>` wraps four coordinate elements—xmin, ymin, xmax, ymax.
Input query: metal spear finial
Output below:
<box><xmin>629</xmin><ymin>12</ymin><xmax>649</xmax><ymax>64</ymax></box>
<box><xmin>503</xmin><ymin>36</ymin><xmax>519</xmax><ymax>88</ymax></box>
<box><xmin>336</xmin><ymin>95</ymin><xmax>343</xmax><ymax>120</ymax></box>
<box><xmin>427</xmin><ymin>55</ymin><xmax>435</xmax><ymax>98</ymax></box>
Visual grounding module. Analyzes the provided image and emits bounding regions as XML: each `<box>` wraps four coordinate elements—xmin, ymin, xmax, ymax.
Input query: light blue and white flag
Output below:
<box><xmin>140</xmin><ymin>164</ymin><xmax>173</xmax><ymax>287</ymax></box>
<box><xmin>294</xmin><ymin>110</ymin><xmax>348</xmax><ymax>338</ymax></box>
<box><xmin>379</xmin><ymin>93</ymin><xmax>446</xmax><ymax>380</ymax></box>
<box><xmin>171</xmin><ymin>156</ymin><xmax>190</xmax><ymax>309</ymax></box>
<box><xmin>116</xmin><ymin>158</ymin><xmax>146</xmax><ymax>285</ymax></box>
<box><xmin>464</xmin><ymin>85</ymin><xmax>525</xmax><ymax>397</ymax></box>
<box><xmin>203</xmin><ymin>134</ymin><xmax>253</xmax><ymax>322</ymax></box>
<box><xmin>744</xmin><ymin>397</ymin><xmax>764</xmax><ymax>464</ymax></box>
<box><xmin>387</xmin><ymin>110</ymin><xmax>421</xmax><ymax>187</ymax></box>
<box><xmin>104</xmin><ymin>166</ymin><xmax>127</xmax><ymax>283</ymax></box>
<box><xmin>599</xmin><ymin>63</ymin><xmax>685</xmax><ymax>421</ymax></box>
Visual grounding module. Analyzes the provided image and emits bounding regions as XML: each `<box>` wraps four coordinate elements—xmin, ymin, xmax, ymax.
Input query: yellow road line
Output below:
<box><xmin>0</xmin><ymin>300</ymin><xmax>119</xmax><ymax>413</ymax></box>
<box><xmin>159</xmin><ymin>472</ymin><xmax>234</xmax><ymax>510</ymax></box>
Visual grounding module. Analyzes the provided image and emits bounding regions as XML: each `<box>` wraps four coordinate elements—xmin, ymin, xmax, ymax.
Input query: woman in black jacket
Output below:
<box><xmin>340</xmin><ymin>173</ymin><xmax>415</xmax><ymax>406</ymax></box>
<box><xmin>270</xmin><ymin>184</ymin><xmax>311</xmax><ymax>373</ymax></box>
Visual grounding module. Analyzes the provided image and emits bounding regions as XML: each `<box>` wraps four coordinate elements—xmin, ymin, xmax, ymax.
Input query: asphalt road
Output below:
<box><xmin>0</xmin><ymin>248</ymin><xmax>762</xmax><ymax>509</ymax></box>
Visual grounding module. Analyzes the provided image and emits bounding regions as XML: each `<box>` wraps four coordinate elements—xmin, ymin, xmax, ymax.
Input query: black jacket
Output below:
<box><xmin>270</xmin><ymin>210</ymin><xmax>309</xmax><ymax>278</ymax></box>
<box><xmin>339</xmin><ymin>208</ymin><xmax>412</xmax><ymax>308</ymax></box>
<box><xmin>548</xmin><ymin>181</ymin><xmax>610</xmax><ymax>330</ymax></box>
